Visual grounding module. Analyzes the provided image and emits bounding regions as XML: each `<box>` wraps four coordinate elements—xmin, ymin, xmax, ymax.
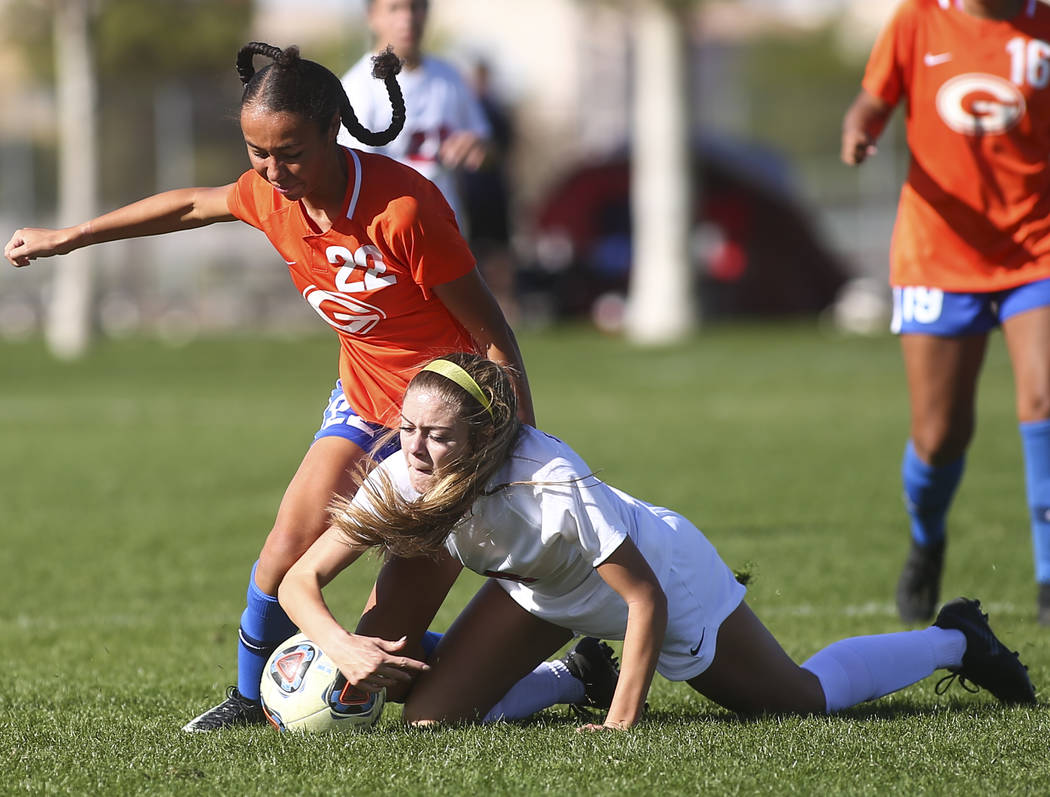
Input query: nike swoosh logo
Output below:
<box><xmin>924</xmin><ymin>52</ymin><xmax>952</xmax><ymax>67</ymax></box>
<box><xmin>689</xmin><ymin>627</ymin><xmax>706</xmax><ymax>657</ymax></box>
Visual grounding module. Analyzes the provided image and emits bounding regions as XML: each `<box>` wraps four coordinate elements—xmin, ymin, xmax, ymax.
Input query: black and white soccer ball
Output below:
<box><xmin>260</xmin><ymin>633</ymin><xmax>386</xmax><ymax>732</ymax></box>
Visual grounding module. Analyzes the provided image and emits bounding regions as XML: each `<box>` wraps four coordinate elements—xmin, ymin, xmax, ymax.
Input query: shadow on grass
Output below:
<box><xmin>825</xmin><ymin>698</ymin><xmax>1045</xmax><ymax>722</ymax></box>
<box><xmin>511</xmin><ymin>695</ymin><xmax>1046</xmax><ymax>731</ymax></box>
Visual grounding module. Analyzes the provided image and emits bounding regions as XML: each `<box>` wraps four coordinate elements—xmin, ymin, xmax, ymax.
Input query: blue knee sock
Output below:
<box><xmin>801</xmin><ymin>627</ymin><xmax>965</xmax><ymax>713</ymax></box>
<box><xmin>421</xmin><ymin>630</ymin><xmax>442</xmax><ymax>660</ymax></box>
<box><xmin>901</xmin><ymin>440</ymin><xmax>964</xmax><ymax>548</ymax></box>
<box><xmin>237</xmin><ymin>561</ymin><xmax>298</xmax><ymax>702</ymax></box>
<box><xmin>1020</xmin><ymin>419</ymin><xmax>1050</xmax><ymax>584</ymax></box>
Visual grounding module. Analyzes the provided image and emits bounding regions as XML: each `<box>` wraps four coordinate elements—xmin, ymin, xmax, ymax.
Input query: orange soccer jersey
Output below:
<box><xmin>228</xmin><ymin>147</ymin><xmax>478</xmax><ymax>426</ymax></box>
<box><xmin>863</xmin><ymin>0</ymin><xmax>1050</xmax><ymax>291</ymax></box>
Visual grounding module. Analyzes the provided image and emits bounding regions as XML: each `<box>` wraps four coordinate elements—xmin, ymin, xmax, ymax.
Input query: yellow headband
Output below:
<box><xmin>420</xmin><ymin>360</ymin><xmax>495</xmax><ymax>419</ymax></box>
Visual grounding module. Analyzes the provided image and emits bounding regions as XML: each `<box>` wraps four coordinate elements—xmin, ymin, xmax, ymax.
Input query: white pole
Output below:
<box><xmin>47</xmin><ymin>0</ymin><xmax>98</xmax><ymax>359</ymax></box>
<box><xmin>625</xmin><ymin>0</ymin><xmax>695</xmax><ymax>344</ymax></box>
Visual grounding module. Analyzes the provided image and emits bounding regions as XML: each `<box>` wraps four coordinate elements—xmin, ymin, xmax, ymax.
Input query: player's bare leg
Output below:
<box><xmin>256</xmin><ymin>436</ymin><xmax>369</xmax><ymax>593</ymax></box>
<box><xmin>686</xmin><ymin>602</ymin><xmax>825</xmax><ymax>714</ymax></box>
<box><xmin>1003</xmin><ymin>305</ymin><xmax>1050</xmax><ymax>422</ymax></box>
<box><xmin>402</xmin><ymin>580</ymin><xmax>573</xmax><ymax>724</ymax></box>
<box><xmin>685</xmin><ymin>599</ymin><xmax>1018</xmax><ymax>714</ymax></box>
<box><xmin>353</xmin><ymin>551</ymin><xmax>464</xmax><ymax>702</ymax></box>
<box><xmin>895</xmin><ymin>333</ymin><xmax>988</xmax><ymax>623</ymax></box>
<box><xmin>1003</xmin><ymin>305</ymin><xmax>1050</xmax><ymax>622</ymax></box>
<box><xmin>184</xmin><ymin>436</ymin><xmax>367</xmax><ymax>732</ymax></box>
<box><xmin>901</xmin><ymin>333</ymin><xmax>987</xmax><ymax>465</ymax></box>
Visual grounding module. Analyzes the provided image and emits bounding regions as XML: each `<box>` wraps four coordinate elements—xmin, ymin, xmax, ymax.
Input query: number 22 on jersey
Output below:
<box><xmin>328</xmin><ymin>244</ymin><xmax>397</xmax><ymax>293</ymax></box>
<box><xmin>302</xmin><ymin>244</ymin><xmax>398</xmax><ymax>335</ymax></box>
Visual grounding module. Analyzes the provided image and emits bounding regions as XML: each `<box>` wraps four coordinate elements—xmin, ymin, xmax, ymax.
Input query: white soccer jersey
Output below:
<box><xmin>353</xmin><ymin>426</ymin><xmax>746</xmax><ymax>680</ymax></box>
<box><xmin>339</xmin><ymin>54</ymin><xmax>490</xmax><ymax>224</ymax></box>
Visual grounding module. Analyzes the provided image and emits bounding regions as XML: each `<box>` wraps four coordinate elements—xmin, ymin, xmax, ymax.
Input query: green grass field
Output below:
<box><xmin>2</xmin><ymin>324</ymin><xmax>1048</xmax><ymax>795</ymax></box>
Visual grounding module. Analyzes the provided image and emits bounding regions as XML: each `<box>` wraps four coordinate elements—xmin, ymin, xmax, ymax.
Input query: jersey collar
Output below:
<box><xmin>344</xmin><ymin>147</ymin><xmax>363</xmax><ymax>221</ymax></box>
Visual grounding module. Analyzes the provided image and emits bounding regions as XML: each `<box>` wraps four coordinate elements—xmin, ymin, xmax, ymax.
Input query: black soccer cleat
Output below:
<box><xmin>896</xmin><ymin>539</ymin><xmax>945</xmax><ymax>624</ymax></box>
<box><xmin>182</xmin><ymin>686</ymin><xmax>267</xmax><ymax>732</ymax></box>
<box><xmin>1038</xmin><ymin>583</ymin><xmax>1050</xmax><ymax>627</ymax></box>
<box><xmin>933</xmin><ymin>597</ymin><xmax>1036</xmax><ymax>705</ymax></box>
<box><xmin>560</xmin><ymin>637</ymin><xmax>620</xmax><ymax>709</ymax></box>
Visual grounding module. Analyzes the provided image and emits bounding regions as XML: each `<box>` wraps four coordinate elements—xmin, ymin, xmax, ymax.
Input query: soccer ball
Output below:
<box><xmin>260</xmin><ymin>633</ymin><xmax>386</xmax><ymax>732</ymax></box>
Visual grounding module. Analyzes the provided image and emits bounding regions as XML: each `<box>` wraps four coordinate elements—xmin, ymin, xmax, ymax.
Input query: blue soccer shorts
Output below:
<box><xmin>313</xmin><ymin>380</ymin><xmax>400</xmax><ymax>461</ymax></box>
<box><xmin>891</xmin><ymin>277</ymin><xmax>1050</xmax><ymax>336</ymax></box>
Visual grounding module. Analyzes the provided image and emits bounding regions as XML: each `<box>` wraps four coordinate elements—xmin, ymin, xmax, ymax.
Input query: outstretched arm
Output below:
<box><xmin>584</xmin><ymin>538</ymin><xmax>668</xmax><ymax>731</ymax></box>
<box><xmin>4</xmin><ymin>184</ymin><xmax>237</xmax><ymax>267</ymax></box>
<box><xmin>841</xmin><ymin>89</ymin><xmax>894</xmax><ymax>166</ymax></box>
<box><xmin>278</xmin><ymin>526</ymin><xmax>431</xmax><ymax>694</ymax></box>
<box><xmin>434</xmin><ymin>267</ymin><xmax>536</xmax><ymax>425</ymax></box>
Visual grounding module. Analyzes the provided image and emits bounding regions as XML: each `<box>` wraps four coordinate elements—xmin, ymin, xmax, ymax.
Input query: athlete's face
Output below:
<box><xmin>399</xmin><ymin>387</ymin><xmax>471</xmax><ymax>493</ymax></box>
<box><xmin>368</xmin><ymin>0</ymin><xmax>428</xmax><ymax>64</ymax></box>
<box><xmin>240</xmin><ymin>106</ymin><xmax>338</xmax><ymax>203</ymax></box>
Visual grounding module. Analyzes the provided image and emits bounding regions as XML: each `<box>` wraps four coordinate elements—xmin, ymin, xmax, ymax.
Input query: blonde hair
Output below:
<box><xmin>330</xmin><ymin>353</ymin><xmax>521</xmax><ymax>558</ymax></box>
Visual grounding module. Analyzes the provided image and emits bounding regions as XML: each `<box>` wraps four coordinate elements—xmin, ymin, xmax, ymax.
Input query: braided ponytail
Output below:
<box><xmin>236</xmin><ymin>41</ymin><xmax>287</xmax><ymax>87</ymax></box>
<box><xmin>339</xmin><ymin>46</ymin><xmax>406</xmax><ymax>146</ymax></box>
<box><xmin>236</xmin><ymin>41</ymin><xmax>405</xmax><ymax>145</ymax></box>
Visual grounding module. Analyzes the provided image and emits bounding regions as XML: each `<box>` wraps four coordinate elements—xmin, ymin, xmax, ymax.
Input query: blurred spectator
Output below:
<box><xmin>460</xmin><ymin>58</ymin><xmax>518</xmax><ymax>321</ymax></box>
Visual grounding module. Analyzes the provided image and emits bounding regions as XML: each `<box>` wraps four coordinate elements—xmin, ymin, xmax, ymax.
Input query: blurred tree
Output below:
<box><xmin>741</xmin><ymin>22</ymin><xmax>876</xmax><ymax>192</ymax></box>
<box><xmin>94</xmin><ymin>0</ymin><xmax>251</xmax><ymax>79</ymax></box>
<box><xmin>624</xmin><ymin>0</ymin><xmax>696</xmax><ymax>343</ymax></box>
<box><xmin>3</xmin><ymin>0</ymin><xmax>251</xmax><ymax>82</ymax></box>
<box><xmin>47</xmin><ymin>0</ymin><xmax>97</xmax><ymax>359</ymax></box>
<box><xmin>3</xmin><ymin>0</ymin><xmax>253</xmax><ymax>201</ymax></box>
<box><xmin>2</xmin><ymin>0</ymin><xmax>253</xmax><ymax>358</ymax></box>
<box><xmin>96</xmin><ymin>0</ymin><xmax>253</xmax><ymax>198</ymax></box>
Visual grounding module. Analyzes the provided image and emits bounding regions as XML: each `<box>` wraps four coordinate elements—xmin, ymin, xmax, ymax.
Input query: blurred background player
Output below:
<box><xmin>842</xmin><ymin>0</ymin><xmax>1050</xmax><ymax>624</ymax></box>
<box><xmin>460</xmin><ymin>57</ymin><xmax>520</xmax><ymax>322</ymax></box>
<box><xmin>339</xmin><ymin>0</ymin><xmax>491</xmax><ymax>229</ymax></box>
<box><xmin>5</xmin><ymin>42</ymin><xmax>535</xmax><ymax>730</ymax></box>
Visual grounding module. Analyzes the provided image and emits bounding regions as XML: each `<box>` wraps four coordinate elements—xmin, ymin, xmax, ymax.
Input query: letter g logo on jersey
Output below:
<box><xmin>935</xmin><ymin>73</ymin><xmax>1026</xmax><ymax>135</ymax></box>
<box><xmin>302</xmin><ymin>284</ymin><xmax>387</xmax><ymax>335</ymax></box>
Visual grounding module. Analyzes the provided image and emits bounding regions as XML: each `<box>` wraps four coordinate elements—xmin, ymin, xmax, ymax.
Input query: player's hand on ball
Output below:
<box><xmin>261</xmin><ymin>634</ymin><xmax>389</xmax><ymax>732</ymax></box>
<box><xmin>330</xmin><ymin>634</ymin><xmax>429</xmax><ymax>693</ymax></box>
